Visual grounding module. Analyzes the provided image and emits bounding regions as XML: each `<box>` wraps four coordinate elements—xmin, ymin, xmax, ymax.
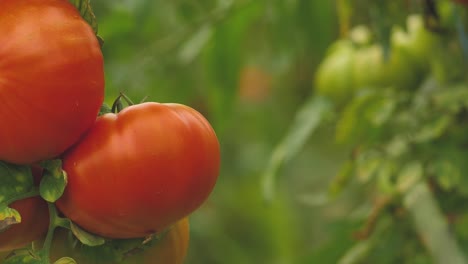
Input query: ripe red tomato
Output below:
<box><xmin>0</xmin><ymin>167</ymin><xmax>49</xmax><ymax>252</ymax></box>
<box><xmin>56</xmin><ymin>103</ymin><xmax>220</xmax><ymax>239</ymax></box>
<box><xmin>49</xmin><ymin>218</ymin><xmax>190</xmax><ymax>264</ymax></box>
<box><xmin>0</xmin><ymin>0</ymin><xmax>104</xmax><ymax>164</ymax></box>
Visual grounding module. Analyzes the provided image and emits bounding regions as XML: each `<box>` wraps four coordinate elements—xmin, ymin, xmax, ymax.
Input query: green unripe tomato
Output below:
<box><xmin>403</xmin><ymin>15</ymin><xmax>443</xmax><ymax>70</ymax></box>
<box><xmin>383</xmin><ymin>28</ymin><xmax>426</xmax><ymax>89</ymax></box>
<box><xmin>314</xmin><ymin>40</ymin><xmax>355</xmax><ymax>106</ymax></box>
<box><xmin>352</xmin><ymin>44</ymin><xmax>386</xmax><ymax>91</ymax></box>
<box><xmin>349</xmin><ymin>25</ymin><xmax>372</xmax><ymax>46</ymax></box>
<box><xmin>352</xmin><ymin>26</ymin><xmax>426</xmax><ymax>91</ymax></box>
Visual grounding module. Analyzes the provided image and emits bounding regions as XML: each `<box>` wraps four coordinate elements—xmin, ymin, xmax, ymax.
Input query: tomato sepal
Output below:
<box><xmin>67</xmin><ymin>0</ymin><xmax>98</xmax><ymax>34</ymax></box>
<box><xmin>99</xmin><ymin>103</ymin><xmax>113</xmax><ymax>116</ymax></box>
<box><xmin>69</xmin><ymin>222</ymin><xmax>105</xmax><ymax>247</ymax></box>
<box><xmin>39</xmin><ymin>160</ymin><xmax>67</xmax><ymax>203</ymax></box>
<box><xmin>54</xmin><ymin>257</ymin><xmax>77</xmax><ymax>264</ymax></box>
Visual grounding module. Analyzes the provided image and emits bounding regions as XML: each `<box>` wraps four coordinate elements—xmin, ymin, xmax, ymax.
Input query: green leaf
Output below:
<box><xmin>435</xmin><ymin>160</ymin><xmax>461</xmax><ymax>191</ymax></box>
<box><xmin>454</xmin><ymin>213</ymin><xmax>468</xmax><ymax>240</ymax></box>
<box><xmin>412</xmin><ymin>116</ymin><xmax>452</xmax><ymax>143</ymax></box>
<box><xmin>355</xmin><ymin>151</ymin><xmax>383</xmax><ymax>183</ymax></box>
<box><xmin>365</xmin><ymin>97</ymin><xmax>396</xmax><ymax>127</ymax></box>
<box><xmin>62</xmin><ymin>227</ymin><xmax>158</xmax><ymax>263</ymax></box>
<box><xmin>178</xmin><ymin>24</ymin><xmax>214</xmax><ymax>64</ymax></box>
<box><xmin>376</xmin><ymin>161</ymin><xmax>397</xmax><ymax>195</ymax></box>
<box><xmin>329</xmin><ymin>160</ymin><xmax>354</xmax><ymax>197</ymax></box>
<box><xmin>262</xmin><ymin>96</ymin><xmax>332</xmax><ymax>202</ymax></box>
<box><xmin>67</xmin><ymin>0</ymin><xmax>98</xmax><ymax>33</ymax></box>
<box><xmin>54</xmin><ymin>257</ymin><xmax>77</xmax><ymax>264</ymax></box>
<box><xmin>431</xmin><ymin>83</ymin><xmax>468</xmax><ymax>113</ymax></box>
<box><xmin>337</xmin><ymin>239</ymin><xmax>372</xmax><ymax>264</ymax></box>
<box><xmin>70</xmin><ymin>222</ymin><xmax>106</xmax><ymax>247</ymax></box>
<box><xmin>385</xmin><ymin>136</ymin><xmax>409</xmax><ymax>158</ymax></box>
<box><xmin>99</xmin><ymin>103</ymin><xmax>112</xmax><ymax>116</ymax></box>
<box><xmin>335</xmin><ymin>91</ymin><xmax>376</xmax><ymax>143</ymax></box>
<box><xmin>0</xmin><ymin>162</ymin><xmax>34</xmax><ymax>204</ymax></box>
<box><xmin>0</xmin><ymin>206</ymin><xmax>21</xmax><ymax>232</ymax></box>
<box><xmin>3</xmin><ymin>250</ymin><xmax>41</xmax><ymax>264</ymax></box>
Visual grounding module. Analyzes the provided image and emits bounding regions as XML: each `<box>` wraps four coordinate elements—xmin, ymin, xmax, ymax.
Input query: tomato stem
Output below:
<box><xmin>119</xmin><ymin>92</ymin><xmax>135</xmax><ymax>106</ymax></box>
<box><xmin>111</xmin><ymin>94</ymin><xmax>124</xmax><ymax>113</ymax></box>
<box><xmin>110</xmin><ymin>92</ymin><xmax>135</xmax><ymax>113</ymax></box>
<box><xmin>39</xmin><ymin>202</ymin><xmax>58</xmax><ymax>263</ymax></box>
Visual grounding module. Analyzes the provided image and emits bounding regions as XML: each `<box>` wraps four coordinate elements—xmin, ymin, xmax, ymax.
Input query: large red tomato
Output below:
<box><xmin>49</xmin><ymin>218</ymin><xmax>190</xmax><ymax>264</ymax></box>
<box><xmin>56</xmin><ymin>103</ymin><xmax>220</xmax><ymax>238</ymax></box>
<box><xmin>0</xmin><ymin>0</ymin><xmax>104</xmax><ymax>164</ymax></box>
<box><xmin>0</xmin><ymin>167</ymin><xmax>49</xmax><ymax>252</ymax></box>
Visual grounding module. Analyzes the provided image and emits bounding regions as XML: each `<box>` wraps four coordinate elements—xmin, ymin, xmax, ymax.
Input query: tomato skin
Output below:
<box><xmin>0</xmin><ymin>167</ymin><xmax>49</xmax><ymax>252</ymax></box>
<box><xmin>0</xmin><ymin>0</ymin><xmax>104</xmax><ymax>164</ymax></box>
<box><xmin>49</xmin><ymin>218</ymin><xmax>190</xmax><ymax>264</ymax></box>
<box><xmin>56</xmin><ymin>103</ymin><xmax>220</xmax><ymax>239</ymax></box>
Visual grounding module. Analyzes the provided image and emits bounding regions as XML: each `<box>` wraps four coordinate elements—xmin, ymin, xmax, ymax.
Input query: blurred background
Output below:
<box><xmin>90</xmin><ymin>0</ymin><xmax>468</xmax><ymax>263</ymax></box>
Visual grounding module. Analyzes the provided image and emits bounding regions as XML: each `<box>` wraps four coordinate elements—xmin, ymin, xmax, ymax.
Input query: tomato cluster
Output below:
<box><xmin>0</xmin><ymin>0</ymin><xmax>220</xmax><ymax>263</ymax></box>
<box><xmin>314</xmin><ymin>15</ymin><xmax>443</xmax><ymax>106</ymax></box>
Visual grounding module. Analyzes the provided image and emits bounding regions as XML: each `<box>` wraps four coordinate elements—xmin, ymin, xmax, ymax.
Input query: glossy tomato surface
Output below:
<box><xmin>0</xmin><ymin>0</ymin><xmax>104</xmax><ymax>164</ymax></box>
<box><xmin>0</xmin><ymin>167</ymin><xmax>49</xmax><ymax>252</ymax></box>
<box><xmin>49</xmin><ymin>218</ymin><xmax>190</xmax><ymax>264</ymax></box>
<box><xmin>57</xmin><ymin>103</ymin><xmax>220</xmax><ymax>238</ymax></box>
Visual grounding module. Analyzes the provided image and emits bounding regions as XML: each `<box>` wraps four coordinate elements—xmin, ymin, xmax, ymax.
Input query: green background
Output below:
<box><xmin>90</xmin><ymin>1</ymin><xmax>468</xmax><ymax>263</ymax></box>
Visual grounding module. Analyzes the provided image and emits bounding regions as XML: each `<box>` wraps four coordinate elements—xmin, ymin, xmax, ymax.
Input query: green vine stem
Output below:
<box><xmin>403</xmin><ymin>181</ymin><xmax>467</xmax><ymax>264</ymax></box>
<box><xmin>38</xmin><ymin>203</ymin><xmax>74</xmax><ymax>263</ymax></box>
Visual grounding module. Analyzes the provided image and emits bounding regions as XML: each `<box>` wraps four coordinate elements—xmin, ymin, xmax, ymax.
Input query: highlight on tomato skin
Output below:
<box><xmin>0</xmin><ymin>0</ymin><xmax>105</xmax><ymax>165</ymax></box>
<box><xmin>48</xmin><ymin>218</ymin><xmax>191</xmax><ymax>264</ymax></box>
<box><xmin>56</xmin><ymin>102</ymin><xmax>220</xmax><ymax>239</ymax></box>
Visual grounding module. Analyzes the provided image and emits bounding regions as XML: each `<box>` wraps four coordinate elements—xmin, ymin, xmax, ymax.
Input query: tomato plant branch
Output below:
<box><xmin>111</xmin><ymin>94</ymin><xmax>124</xmax><ymax>113</ymax></box>
<box><xmin>119</xmin><ymin>92</ymin><xmax>135</xmax><ymax>106</ymax></box>
<box><xmin>39</xmin><ymin>203</ymin><xmax>60</xmax><ymax>262</ymax></box>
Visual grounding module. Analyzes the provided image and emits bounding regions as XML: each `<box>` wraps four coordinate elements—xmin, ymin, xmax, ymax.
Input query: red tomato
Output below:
<box><xmin>0</xmin><ymin>0</ymin><xmax>104</xmax><ymax>164</ymax></box>
<box><xmin>49</xmin><ymin>218</ymin><xmax>190</xmax><ymax>264</ymax></box>
<box><xmin>56</xmin><ymin>103</ymin><xmax>220</xmax><ymax>238</ymax></box>
<box><xmin>0</xmin><ymin>167</ymin><xmax>49</xmax><ymax>252</ymax></box>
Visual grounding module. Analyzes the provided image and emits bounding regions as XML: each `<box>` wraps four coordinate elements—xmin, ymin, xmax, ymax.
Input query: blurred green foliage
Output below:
<box><xmin>91</xmin><ymin>0</ymin><xmax>468</xmax><ymax>263</ymax></box>
<box><xmin>92</xmin><ymin>1</ymin><xmax>338</xmax><ymax>263</ymax></box>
